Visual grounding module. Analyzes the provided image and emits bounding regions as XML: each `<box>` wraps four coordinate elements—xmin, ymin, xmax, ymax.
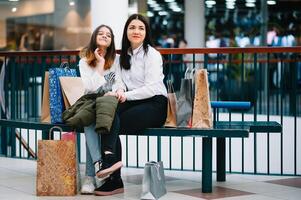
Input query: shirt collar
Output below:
<box><xmin>128</xmin><ymin>44</ymin><xmax>143</xmax><ymax>56</ymax></box>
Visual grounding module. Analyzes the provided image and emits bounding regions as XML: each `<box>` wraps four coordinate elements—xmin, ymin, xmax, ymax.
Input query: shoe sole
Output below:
<box><xmin>81</xmin><ymin>192</ymin><xmax>94</xmax><ymax>195</ymax></box>
<box><xmin>94</xmin><ymin>188</ymin><xmax>124</xmax><ymax>196</ymax></box>
<box><xmin>96</xmin><ymin>161</ymin><xmax>123</xmax><ymax>178</ymax></box>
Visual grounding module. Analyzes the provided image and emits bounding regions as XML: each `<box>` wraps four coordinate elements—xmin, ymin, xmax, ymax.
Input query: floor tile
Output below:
<box><xmin>266</xmin><ymin>177</ymin><xmax>301</xmax><ymax>189</ymax></box>
<box><xmin>174</xmin><ymin>186</ymin><xmax>253</xmax><ymax>200</ymax></box>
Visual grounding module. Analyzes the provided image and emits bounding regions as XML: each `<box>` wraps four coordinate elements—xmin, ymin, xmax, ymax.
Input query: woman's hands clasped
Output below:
<box><xmin>104</xmin><ymin>89</ymin><xmax>126</xmax><ymax>103</ymax></box>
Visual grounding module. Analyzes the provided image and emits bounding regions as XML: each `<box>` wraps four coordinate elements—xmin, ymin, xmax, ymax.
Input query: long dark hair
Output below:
<box><xmin>80</xmin><ymin>25</ymin><xmax>116</xmax><ymax>70</ymax></box>
<box><xmin>120</xmin><ymin>14</ymin><xmax>154</xmax><ymax>70</ymax></box>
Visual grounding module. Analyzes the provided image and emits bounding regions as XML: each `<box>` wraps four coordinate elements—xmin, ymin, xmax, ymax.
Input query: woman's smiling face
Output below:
<box><xmin>127</xmin><ymin>19</ymin><xmax>146</xmax><ymax>49</ymax></box>
<box><xmin>96</xmin><ymin>26</ymin><xmax>112</xmax><ymax>48</ymax></box>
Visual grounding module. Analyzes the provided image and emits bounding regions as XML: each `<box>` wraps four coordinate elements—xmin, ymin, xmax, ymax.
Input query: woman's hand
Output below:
<box><xmin>104</xmin><ymin>91</ymin><xmax>117</xmax><ymax>97</ymax></box>
<box><xmin>94</xmin><ymin>48</ymin><xmax>105</xmax><ymax>65</ymax></box>
<box><xmin>94</xmin><ymin>48</ymin><xmax>105</xmax><ymax>74</ymax></box>
<box><xmin>116</xmin><ymin>89</ymin><xmax>126</xmax><ymax>103</ymax></box>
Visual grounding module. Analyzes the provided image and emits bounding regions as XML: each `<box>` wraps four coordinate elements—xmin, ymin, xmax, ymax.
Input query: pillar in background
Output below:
<box><xmin>184</xmin><ymin>0</ymin><xmax>205</xmax><ymax>48</ymax></box>
<box><xmin>91</xmin><ymin>0</ymin><xmax>128</xmax><ymax>49</ymax></box>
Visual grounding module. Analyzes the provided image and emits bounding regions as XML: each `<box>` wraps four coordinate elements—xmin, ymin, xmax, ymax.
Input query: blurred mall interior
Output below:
<box><xmin>0</xmin><ymin>0</ymin><xmax>300</xmax><ymax>51</ymax></box>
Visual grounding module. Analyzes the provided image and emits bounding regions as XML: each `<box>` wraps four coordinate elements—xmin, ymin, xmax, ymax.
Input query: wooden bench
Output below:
<box><xmin>0</xmin><ymin>101</ymin><xmax>282</xmax><ymax>193</ymax></box>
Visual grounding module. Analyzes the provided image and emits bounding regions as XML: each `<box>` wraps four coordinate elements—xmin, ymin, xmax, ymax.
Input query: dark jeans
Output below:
<box><xmin>102</xmin><ymin>95</ymin><xmax>167</xmax><ymax>178</ymax></box>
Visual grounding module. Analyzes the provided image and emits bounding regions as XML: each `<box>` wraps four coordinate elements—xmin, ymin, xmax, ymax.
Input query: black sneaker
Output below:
<box><xmin>96</xmin><ymin>154</ymin><xmax>123</xmax><ymax>178</ymax></box>
<box><xmin>94</xmin><ymin>176</ymin><xmax>124</xmax><ymax>196</ymax></box>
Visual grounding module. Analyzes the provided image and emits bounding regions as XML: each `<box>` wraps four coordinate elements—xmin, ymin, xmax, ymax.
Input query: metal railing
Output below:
<box><xmin>0</xmin><ymin>47</ymin><xmax>300</xmax><ymax>175</ymax></box>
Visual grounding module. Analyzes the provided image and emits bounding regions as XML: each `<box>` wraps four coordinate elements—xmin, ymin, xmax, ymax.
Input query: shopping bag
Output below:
<box><xmin>36</xmin><ymin>126</ymin><xmax>77</xmax><ymax>196</ymax></box>
<box><xmin>59</xmin><ymin>77</ymin><xmax>85</xmax><ymax>109</ymax></box>
<box><xmin>41</xmin><ymin>72</ymin><xmax>51</xmax><ymax>123</ymax></box>
<box><xmin>176</xmin><ymin>68</ymin><xmax>194</xmax><ymax>127</ymax></box>
<box><xmin>164</xmin><ymin>80</ymin><xmax>177</xmax><ymax>127</ymax></box>
<box><xmin>48</xmin><ymin>64</ymin><xmax>77</xmax><ymax>123</ymax></box>
<box><xmin>61</xmin><ymin>131</ymin><xmax>76</xmax><ymax>141</ymax></box>
<box><xmin>192</xmin><ymin>69</ymin><xmax>213</xmax><ymax>128</ymax></box>
<box><xmin>141</xmin><ymin>161</ymin><xmax>166</xmax><ymax>200</ymax></box>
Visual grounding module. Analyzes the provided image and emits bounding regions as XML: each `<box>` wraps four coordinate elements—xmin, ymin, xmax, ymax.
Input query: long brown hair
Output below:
<box><xmin>80</xmin><ymin>25</ymin><xmax>116</xmax><ymax>70</ymax></box>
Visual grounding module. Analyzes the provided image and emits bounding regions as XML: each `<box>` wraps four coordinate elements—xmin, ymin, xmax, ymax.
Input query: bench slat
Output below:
<box><xmin>216</xmin><ymin>121</ymin><xmax>282</xmax><ymax>133</ymax></box>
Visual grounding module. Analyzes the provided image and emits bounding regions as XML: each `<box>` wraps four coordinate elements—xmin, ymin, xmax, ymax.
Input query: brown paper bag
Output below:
<box><xmin>164</xmin><ymin>81</ymin><xmax>177</xmax><ymax>127</ymax></box>
<box><xmin>192</xmin><ymin>69</ymin><xmax>213</xmax><ymax>128</ymax></box>
<box><xmin>59</xmin><ymin>77</ymin><xmax>85</xmax><ymax>109</ymax></box>
<box><xmin>36</xmin><ymin>127</ymin><xmax>77</xmax><ymax>196</ymax></box>
<box><xmin>41</xmin><ymin>72</ymin><xmax>51</xmax><ymax>123</ymax></box>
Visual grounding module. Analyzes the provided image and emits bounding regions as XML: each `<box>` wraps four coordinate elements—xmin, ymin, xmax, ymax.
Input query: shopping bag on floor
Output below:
<box><xmin>141</xmin><ymin>161</ymin><xmax>166</xmax><ymax>200</ymax></box>
<box><xmin>164</xmin><ymin>80</ymin><xmax>177</xmax><ymax>127</ymax></box>
<box><xmin>36</xmin><ymin>126</ymin><xmax>77</xmax><ymax>196</ymax></box>
<box><xmin>192</xmin><ymin>69</ymin><xmax>213</xmax><ymax>128</ymax></box>
<box><xmin>59</xmin><ymin>77</ymin><xmax>85</xmax><ymax>109</ymax></box>
<box><xmin>41</xmin><ymin>72</ymin><xmax>51</xmax><ymax>123</ymax></box>
<box><xmin>48</xmin><ymin>63</ymin><xmax>77</xmax><ymax>123</ymax></box>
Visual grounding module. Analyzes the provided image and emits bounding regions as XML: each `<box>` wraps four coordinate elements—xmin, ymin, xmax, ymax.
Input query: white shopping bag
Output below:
<box><xmin>141</xmin><ymin>161</ymin><xmax>167</xmax><ymax>200</ymax></box>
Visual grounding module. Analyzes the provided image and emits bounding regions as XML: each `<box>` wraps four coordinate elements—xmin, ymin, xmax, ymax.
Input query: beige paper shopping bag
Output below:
<box><xmin>59</xmin><ymin>77</ymin><xmax>85</xmax><ymax>109</ymax></box>
<box><xmin>192</xmin><ymin>69</ymin><xmax>213</xmax><ymax>128</ymax></box>
<box><xmin>41</xmin><ymin>72</ymin><xmax>51</xmax><ymax>123</ymax></box>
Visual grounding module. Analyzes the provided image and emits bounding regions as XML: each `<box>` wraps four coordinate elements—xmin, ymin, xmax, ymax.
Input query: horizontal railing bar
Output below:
<box><xmin>1</xmin><ymin>46</ymin><xmax>301</xmax><ymax>56</ymax></box>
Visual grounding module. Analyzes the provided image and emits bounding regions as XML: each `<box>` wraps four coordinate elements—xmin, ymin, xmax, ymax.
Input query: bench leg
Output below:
<box><xmin>202</xmin><ymin>137</ymin><xmax>212</xmax><ymax>193</ymax></box>
<box><xmin>217</xmin><ymin>137</ymin><xmax>226</xmax><ymax>182</ymax></box>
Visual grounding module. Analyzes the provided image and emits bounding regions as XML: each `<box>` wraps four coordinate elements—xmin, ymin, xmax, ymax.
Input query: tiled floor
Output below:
<box><xmin>0</xmin><ymin>157</ymin><xmax>300</xmax><ymax>200</ymax></box>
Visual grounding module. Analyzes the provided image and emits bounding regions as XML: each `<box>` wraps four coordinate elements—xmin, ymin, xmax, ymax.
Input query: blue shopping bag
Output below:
<box><xmin>48</xmin><ymin>65</ymin><xmax>77</xmax><ymax>123</ymax></box>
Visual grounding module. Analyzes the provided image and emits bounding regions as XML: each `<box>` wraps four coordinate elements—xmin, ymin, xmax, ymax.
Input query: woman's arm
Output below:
<box><xmin>79</xmin><ymin>58</ymin><xmax>106</xmax><ymax>94</ymax></box>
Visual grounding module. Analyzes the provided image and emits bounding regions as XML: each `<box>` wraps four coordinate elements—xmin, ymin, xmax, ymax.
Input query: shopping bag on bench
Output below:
<box><xmin>59</xmin><ymin>77</ymin><xmax>85</xmax><ymax>109</ymax></box>
<box><xmin>141</xmin><ymin>161</ymin><xmax>166</xmax><ymax>200</ymax></box>
<box><xmin>36</xmin><ymin>126</ymin><xmax>77</xmax><ymax>196</ymax></box>
<box><xmin>176</xmin><ymin>67</ymin><xmax>194</xmax><ymax>127</ymax></box>
<box><xmin>48</xmin><ymin>63</ymin><xmax>77</xmax><ymax>123</ymax></box>
<box><xmin>41</xmin><ymin>71</ymin><xmax>51</xmax><ymax>123</ymax></box>
<box><xmin>192</xmin><ymin>69</ymin><xmax>213</xmax><ymax>128</ymax></box>
<box><xmin>164</xmin><ymin>80</ymin><xmax>177</xmax><ymax>127</ymax></box>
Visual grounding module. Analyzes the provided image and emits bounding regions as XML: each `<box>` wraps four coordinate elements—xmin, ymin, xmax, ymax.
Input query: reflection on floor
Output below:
<box><xmin>0</xmin><ymin>157</ymin><xmax>300</xmax><ymax>200</ymax></box>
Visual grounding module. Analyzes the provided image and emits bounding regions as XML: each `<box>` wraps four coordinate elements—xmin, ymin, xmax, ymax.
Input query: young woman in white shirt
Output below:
<box><xmin>78</xmin><ymin>24</ymin><xmax>123</xmax><ymax>195</ymax></box>
<box><xmin>95</xmin><ymin>14</ymin><xmax>167</xmax><ymax>195</ymax></box>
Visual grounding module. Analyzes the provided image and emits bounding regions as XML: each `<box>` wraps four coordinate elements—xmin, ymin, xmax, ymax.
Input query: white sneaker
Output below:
<box><xmin>81</xmin><ymin>176</ymin><xmax>95</xmax><ymax>195</ymax></box>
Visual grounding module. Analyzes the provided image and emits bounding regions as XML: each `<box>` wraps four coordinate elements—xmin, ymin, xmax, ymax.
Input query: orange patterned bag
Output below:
<box><xmin>36</xmin><ymin>126</ymin><xmax>77</xmax><ymax>196</ymax></box>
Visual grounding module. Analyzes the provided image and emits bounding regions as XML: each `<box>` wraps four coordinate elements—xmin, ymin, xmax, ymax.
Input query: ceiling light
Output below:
<box><xmin>164</xmin><ymin>0</ymin><xmax>175</xmax><ymax>2</ymax></box>
<box><xmin>153</xmin><ymin>6</ymin><xmax>162</xmax><ymax>11</ymax></box>
<box><xmin>69</xmin><ymin>1</ymin><xmax>75</xmax><ymax>6</ymax></box>
<box><xmin>11</xmin><ymin>7</ymin><xmax>17</xmax><ymax>12</ymax></box>
<box><xmin>147</xmin><ymin>0</ymin><xmax>156</xmax><ymax>5</ymax></box>
<box><xmin>246</xmin><ymin>0</ymin><xmax>256</xmax><ymax>2</ymax></box>
<box><xmin>147</xmin><ymin>11</ymin><xmax>154</xmax><ymax>17</ymax></box>
<box><xmin>205</xmin><ymin>0</ymin><xmax>216</xmax><ymax>5</ymax></box>
<box><xmin>267</xmin><ymin>0</ymin><xmax>276</xmax><ymax>5</ymax></box>
<box><xmin>158</xmin><ymin>11</ymin><xmax>168</xmax><ymax>16</ymax></box>
<box><xmin>9</xmin><ymin>0</ymin><xmax>19</xmax><ymax>2</ymax></box>
<box><xmin>226</xmin><ymin>5</ymin><xmax>235</xmax><ymax>9</ymax></box>
<box><xmin>245</xmin><ymin>2</ymin><xmax>255</xmax><ymax>7</ymax></box>
<box><xmin>172</xmin><ymin>7</ymin><xmax>182</xmax><ymax>12</ymax></box>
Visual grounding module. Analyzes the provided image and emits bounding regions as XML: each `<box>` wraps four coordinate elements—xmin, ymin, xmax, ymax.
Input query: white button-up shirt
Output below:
<box><xmin>117</xmin><ymin>45</ymin><xmax>167</xmax><ymax>101</ymax></box>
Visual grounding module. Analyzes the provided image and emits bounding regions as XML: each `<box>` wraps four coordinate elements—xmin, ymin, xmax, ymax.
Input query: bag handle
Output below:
<box><xmin>59</xmin><ymin>62</ymin><xmax>70</xmax><ymax>70</ymax></box>
<box><xmin>166</xmin><ymin>80</ymin><xmax>175</xmax><ymax>93</ymax></box>
<box><xmin>184</xmin><ymin>67</ymin><xmax>195</xmax><ymax>79</ymax></box>
<box><xmin>146</xmin><ymin>161</ymin><xmax>162</xmax><ymax>180</ymax></box>
<box><xmin>48</xmin><ymin>126</ymin><xmax>63</xmax><ymax>140</ymax></box>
